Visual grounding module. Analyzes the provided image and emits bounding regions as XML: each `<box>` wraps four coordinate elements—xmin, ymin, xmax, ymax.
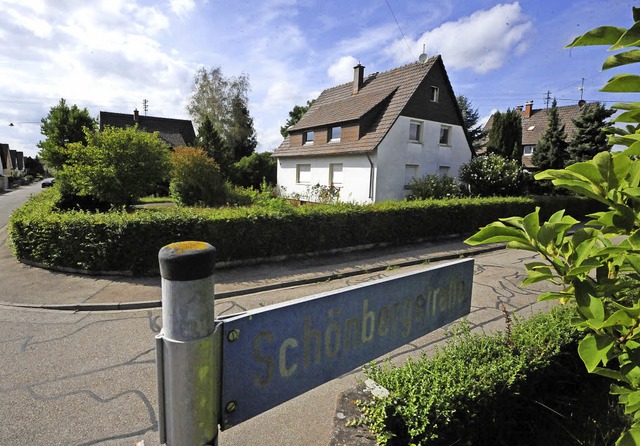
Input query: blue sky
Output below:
<box><xmin>0</xmin><ymin>0</ymin><xmax>636</xmax><ymax>158</ymax></box>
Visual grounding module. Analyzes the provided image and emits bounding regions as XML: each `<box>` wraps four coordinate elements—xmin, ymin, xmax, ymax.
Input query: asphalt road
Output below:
<box><xmin>0</xmin><ymin>181</ymin><xmax>44</xmax><ymax>229</ymax></box>
<box><xmin>0</xmin><ymin>247</ymin><xmax>557</xmax><ymax>446</ymax></box>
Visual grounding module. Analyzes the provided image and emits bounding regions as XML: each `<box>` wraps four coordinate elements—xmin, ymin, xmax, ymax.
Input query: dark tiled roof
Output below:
<box><xmin>0</xmin><ymin>144</ymin><xmax>9</xmax><ymax>169</ymax></box>
<box><xmin>99</xmin><ymin>111</ymin><xmax>196</xmax><ymax>147</ymax></box>
<box><xmin>288</xmin><ymin>88</ymin><xmax>397</xmax><ymax>131</ymax></box>
<box><xmin>16</xmin><ymin>151</ymin><xmax>24</xmax><ymax>170</ymax></box>
<box><xmin>9</xmin><ymin>150</ymin><xmax>17</xmax><ymax>169</ymax></box>
<box><xmin>274</xmin><ymin>57</ymin><xmax>442</xmax><ymax>157</ymax></box>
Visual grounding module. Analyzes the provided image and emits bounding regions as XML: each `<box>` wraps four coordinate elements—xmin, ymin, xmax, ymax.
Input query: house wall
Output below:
<box><xmin>277</xmin><ymin>155</ymin><xmax>374</xmax><ymax>204</ymax></box>
<box><xmin>375</xmin><ymin>115</ymin><xmax>471</xmax><ymax>202</ymax></box>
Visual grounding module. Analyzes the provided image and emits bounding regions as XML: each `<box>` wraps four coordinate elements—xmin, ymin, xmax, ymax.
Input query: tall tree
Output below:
<box><xmin>37</xmin><ymin>98</ymin><xmax>97</xmax><ymax>170</ymax></box>
<box><xmin>456</xmin><ymin>95</ymin><xmax>484</xmax><ymax>151</ymax></box>
<box><xmin>226</xmin><ymin>93</ymin><xmax>257</xmax><ymax>162</ymax></box>
<box><xmin>487</xmin><ymin>108</ymin><xmax>523</xmax><ymax>164</ymax></box>
<box><xmin>532</xmin><ymin>99</ymin><xmax>569</xmax><ymax>170</ymax></box>
<box><xmin>186</xmin><ymin>66</ymin><xmax>252</xmax><ymax>148</ymax></box>
<box><xmin>280</xmin><ymin>100</ymin><xmax>315</xmax><ymax>138</ymax></box>
<box><xmin>196</xmin><ymin>115</ymin><xmax>227</xmax><ymax>161</ymax></box>
<box><xmin>566</xmin><ymin>102</ymin><xmax>615</xmax><ymax>165</ymax></box>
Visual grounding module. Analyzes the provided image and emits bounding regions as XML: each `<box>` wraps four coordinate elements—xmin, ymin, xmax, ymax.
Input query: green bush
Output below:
<box><xmin>406</xmin><ymin>174</ymin><xmax>463</xmax><ymax>200</ymax></box>
<box><xmin>459</xmin><ymin>154</ymin><xmax>523</xmax><ymax>196</ymax></box>
<box><xmin>360</xmin><ymin>306</ymin><xmax>628</xmax><ymax>445</ymax></box>
<box><xmin>169</xmin><ymin>147</ymin><xmax>226</xmax><ymax>207</ymax></box>
<box><xmin>56</xmin><ymin>126</ymin><xmax>170</xmax><ymax>207</ymax></box>
<box><xmin>9</xmin><ymin>191</ymin><xmax>600</xmax><ymax>275</ymax></box>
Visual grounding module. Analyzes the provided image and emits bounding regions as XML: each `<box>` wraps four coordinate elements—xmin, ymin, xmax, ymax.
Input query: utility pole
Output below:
<box><xmin>545</xmin><ymin>90</ymin><xmax>552</xmax><ymax>109</ymax></box>
<box><xmin>142</xmin><ymin>99</ymin><xmax>149</xmax><ymax>116</ymax></box>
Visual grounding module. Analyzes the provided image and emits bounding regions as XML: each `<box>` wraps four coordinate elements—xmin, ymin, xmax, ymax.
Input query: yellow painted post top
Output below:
<box><xmin>159</xmin><ymin>241</ymin><xmax>216</xmax><ymax>282</ymax></box>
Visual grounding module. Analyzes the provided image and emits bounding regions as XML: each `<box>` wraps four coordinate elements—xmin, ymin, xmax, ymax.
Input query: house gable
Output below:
<box><xmin>401</xmin><ymin>58</ymin><xmax>462</xmax><ymax>128</ymax></box>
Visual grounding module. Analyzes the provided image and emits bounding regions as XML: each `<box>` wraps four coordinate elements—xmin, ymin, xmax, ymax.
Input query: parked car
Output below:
<box><xmin>41</xmin><ymin>178</ymin><xmax>55</xmax><ymax>188</ymax></box>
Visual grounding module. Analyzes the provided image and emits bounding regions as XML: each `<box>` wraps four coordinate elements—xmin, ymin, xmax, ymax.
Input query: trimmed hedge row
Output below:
<box><xmin>8</xmin><ymin>189</ymin><xmax>603</xmax><ymax>275</ymax></box>
<box><xmin>359</xmin><ymin>306</ymin><xmax>628</xmax><ymax>445</ymax></box>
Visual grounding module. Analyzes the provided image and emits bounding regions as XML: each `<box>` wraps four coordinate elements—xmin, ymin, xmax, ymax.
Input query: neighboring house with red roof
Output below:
<box><xmin>99</xmin><ymin>109</ymin><xmax>196</xmax><ymax>148</ymax></box>
<box><xmin>273</xmin><ymin>56</ymin><xmax>473</xmax><ymax>203</ymax></box>
<box><xmin>483</xmin><ymin>100</ymin><xmax>592</xmax><ymax>169</ymax></box>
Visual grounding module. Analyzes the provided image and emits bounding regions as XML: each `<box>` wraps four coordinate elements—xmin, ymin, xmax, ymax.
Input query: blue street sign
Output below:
<box><xmin>219</xmin><ymin>258</ymin><xmax>474</xmax><ymax>429</ymax></box>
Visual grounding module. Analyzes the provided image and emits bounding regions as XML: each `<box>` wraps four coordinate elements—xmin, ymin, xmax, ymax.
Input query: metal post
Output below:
<box><xmin>156</xmin><ymin>241</ymin><xmax>221</xmax><ymax>445</ymax></box>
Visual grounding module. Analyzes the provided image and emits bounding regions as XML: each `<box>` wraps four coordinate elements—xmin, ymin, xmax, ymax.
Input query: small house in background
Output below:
<box><xmin>483</xmin><ymin>100</ymin><xmax>592</xmax><ymax>169</ymax></box>
<box><xmin>273</xmin><ymin>55</ymin><xmax>473</xmax><ymax>203</ymax></box>
<box><xmin>99</xmin><ymin>109</ymin><xmax>196</xmax><ymax>148</ymax></box>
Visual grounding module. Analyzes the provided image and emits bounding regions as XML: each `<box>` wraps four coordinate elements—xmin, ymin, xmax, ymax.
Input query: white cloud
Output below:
<box><xmin>327</xmin><ymin>56</ymin><xmax>359</xmax><ymax>84</ymax></box>
<box><xmin>385</xmin><ymin>2</ymin><xmax>533</xmax><ymax>74</ymax></box>
<box><xmin>169</xmin><ymin>0</ymin><xmax>196</xmax><ymax>19</ymax></box>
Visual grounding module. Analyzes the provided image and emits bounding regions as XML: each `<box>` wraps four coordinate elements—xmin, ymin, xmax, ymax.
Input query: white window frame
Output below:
<box><xmin>523</xmin><ymin>146</ymin><xmax>534</xmax><ymax>156</ymax></box>
<box><xmin>329</xmin><ymin>126</ymin><xmax>341</xmax><ymax>142</ymax></box>
<box><xmin>296</xmin><ymin>164</ymin><xmax>311</xmax><ymax>184</ymax></box>
<box><xmin>329</xmin><ymin>163</ymin><xmax>343</xmax><ymax>186</ymax></box>
<box><xmin>439</xmin><ymin>125</ymin><xmax>451</xmax><ymax>146</ymax></box>
<box><xmin>409</xmin><ymin>120</ymin><xmax>423</xmax><ymax>143</ymax></box>
<box><xmin>303</xmin><ymin>131</ymin><xmax>315</xmax><ymax>145</ymax></box>
<box><xmin>430</xmin><ymin>86</ymin><xmax>439</xmax><ymax>102</ymax></box>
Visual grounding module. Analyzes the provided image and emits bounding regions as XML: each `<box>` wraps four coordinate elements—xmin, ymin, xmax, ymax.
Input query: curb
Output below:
<box><xmin>0</xmin><ymin>243</ymin><xmax>505</xmax><ymax>312</ymax></box>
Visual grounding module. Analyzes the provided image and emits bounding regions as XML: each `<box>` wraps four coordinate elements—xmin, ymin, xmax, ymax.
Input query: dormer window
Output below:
<box><xmin>303</xmin><ymin>131</ymin><xmax>315</xmax><ymax>145</ymax></box>
<box><xmin>329</xmin><ymin>126</ymin><xmax>342</xmax><ymax>142</ymax></box>
<box><xmin>430</xmin><ymin>86</ymin><xmax>439</xmax><ymax>102</ymax></box>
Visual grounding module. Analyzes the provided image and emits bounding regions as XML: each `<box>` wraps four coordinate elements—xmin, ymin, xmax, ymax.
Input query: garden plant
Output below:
<box><xmin>466</xmin><ymin>9</ymin><xmax>640</xmax><ymax>444</ymax></box>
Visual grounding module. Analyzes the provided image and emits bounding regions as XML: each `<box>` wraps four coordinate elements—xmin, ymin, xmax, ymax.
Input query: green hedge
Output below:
<box><xmin>359</xmin><ymin>306</ymin><xmax>628</xmax><ymax>445</ymax></box>
<box><xmin>8</xmin><ymin>189</ymin><xmax>603</xmax><ymax>275</ymax></box>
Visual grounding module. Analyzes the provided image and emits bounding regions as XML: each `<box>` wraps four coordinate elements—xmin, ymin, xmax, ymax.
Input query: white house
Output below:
<box><xmin>273</xmin><ymin>56</ymin><xmax>473</xmax><ymax>203</ymax></box>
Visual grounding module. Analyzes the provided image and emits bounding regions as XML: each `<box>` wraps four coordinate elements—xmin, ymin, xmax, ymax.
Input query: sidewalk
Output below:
<box><xmin>0</xmin><ymin>230</ymin><xmax>504</xmax><ymax>309</ymax></box>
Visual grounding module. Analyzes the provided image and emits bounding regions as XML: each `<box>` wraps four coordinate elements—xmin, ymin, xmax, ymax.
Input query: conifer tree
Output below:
<box><xmin>532</xmin><ymin>99</ymin><xmax>568</xmax><ymax>170</ymax></box>
<box><xmin>487</xmin><ymin>108</ymin><xmax>522</xmax><ymax>164</ymax></box>
<box><xmin>566</xmin><ymin>102</ymin><xmax>614</xmax><ymax>165</ymax></box>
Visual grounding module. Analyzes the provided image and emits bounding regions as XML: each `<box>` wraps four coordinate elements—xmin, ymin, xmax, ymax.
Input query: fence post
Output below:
<box><xmin>156</xmin><ymin>241</ymin><xmax>220</xmax><ymax>445</ymax></box>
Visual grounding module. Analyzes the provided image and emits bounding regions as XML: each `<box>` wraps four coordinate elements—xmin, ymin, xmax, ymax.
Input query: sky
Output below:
<box><xmin>0</xmin><ymin>0</ymin><xmax>637</xmax><ymax>159</ymax></box>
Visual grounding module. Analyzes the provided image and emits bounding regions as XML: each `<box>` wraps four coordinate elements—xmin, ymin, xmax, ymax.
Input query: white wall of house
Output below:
<box><xmin>276</xmin><ymin>116</ymin><xmax>471</xmax><ymax>204</ymax></box>
<box><xmin>375</xmin><ymin>116</ymin><xmax>471</xmax><ymax>202</ymax></box>
<box><xmin>277</xmin><ymin>155</ymin><xmax>374</xmax><ymax>203</ymax></box>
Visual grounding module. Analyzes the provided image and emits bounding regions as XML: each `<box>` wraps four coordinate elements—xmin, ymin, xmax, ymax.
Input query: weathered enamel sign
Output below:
<box><xmin>219</xmin><ymin>258</ymin><xmax>474</xmax><ymax>428</ymax></box>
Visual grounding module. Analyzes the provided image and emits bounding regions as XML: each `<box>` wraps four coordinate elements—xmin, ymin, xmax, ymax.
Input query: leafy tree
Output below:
<box><xmin>56</xmin><ymin>126</ymin><xmax>170</xmax><ymax>207</ymax></box>
<box><xmin>566</xmin><ymin>102</ymin><xmax>615</xmax><ymax>165</ymax></box>
<box><xmin>456</xmin><ymin>95</ymin><xmax>484</xmax><ymax>151</ymax></box>
<box><xmin>280</xmin><ymin>100</ymin><xmax>315</xmax><ymax>138</ymax></box>
<box><xmin>467</xmin><ymin>9</ymin><xmax>640</xmax><ymax>444</ymax></box>
<box><xmin>486</xmin><ymin>108</ymin><xmax>523</xmax><ymax>164</ymax></box>
<box><xmin>169</xmin><ymin>146</ymin><xmax>225</xmax><ymax>207</ymax></box>
<box><xmin>24</xmin><ymin>156</ymin><xmax>45</xmax><ymax>177</ymax></box>
<box><xmin>230</xmin><ymin>151</ymin><xmax>277</xmax><ymax>189</ymax></box>
<box><xmin>458</xmin><ymin>154</ymin><xmax>523</xmax><ymax>197</ymax></box>
<box><xmin>531</xmin><ymin>99</ymin><xmax>569</xmax><ymax>170</ymax></box>
<box><xmin>186</xmin><ymin>66</ymin><xmax>255</xmax><ymax>166</ymax></box>
<box><xmin>226</xmin><ymin>93</ymin><xmax>257</xmax><ymax>162</ymax></box>
<box><xmin>37</xmin><ymin>98</ymin><xmax>97</xmax><ymax>170</ymax></box>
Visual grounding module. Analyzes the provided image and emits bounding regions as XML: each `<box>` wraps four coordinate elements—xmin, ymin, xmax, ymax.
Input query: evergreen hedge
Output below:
<box><xmin>8</xmin><ymin>189</ymin><xmax>602</xmax><ymax>275</ymax></box>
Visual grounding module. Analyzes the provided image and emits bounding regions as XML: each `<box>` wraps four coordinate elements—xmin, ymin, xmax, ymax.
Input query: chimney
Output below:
<box><xmin>133</xmin><ymin>108</ymin><xmax>139</xmax><ymax>123</ymax></box>
<box><xmin>515</xmin><ymin>105</ymin><xmax>523</xmax><ymax>112</ymax></box>
<box><xmin>353</xmin><ymin>63</ymin><xmax>365</xmax><ymax>94</ymax></box>
<box><xmin>524</xmin><ymin>101</ymin><xmax>533</xmax><ymax>118</ymax></box>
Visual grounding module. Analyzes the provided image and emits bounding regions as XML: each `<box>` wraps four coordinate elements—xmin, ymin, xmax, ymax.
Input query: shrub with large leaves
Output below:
<box><xmin>466</xmin><ymin>9</ymin><xmax>640</xmax><ymax>444</ymax></box>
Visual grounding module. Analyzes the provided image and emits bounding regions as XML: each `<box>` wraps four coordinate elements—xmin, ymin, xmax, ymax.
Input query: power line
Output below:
<box><xmin>384</xmin><ymin>0</ymin><xmax>415</xmax><ymax>61</ymax></box>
